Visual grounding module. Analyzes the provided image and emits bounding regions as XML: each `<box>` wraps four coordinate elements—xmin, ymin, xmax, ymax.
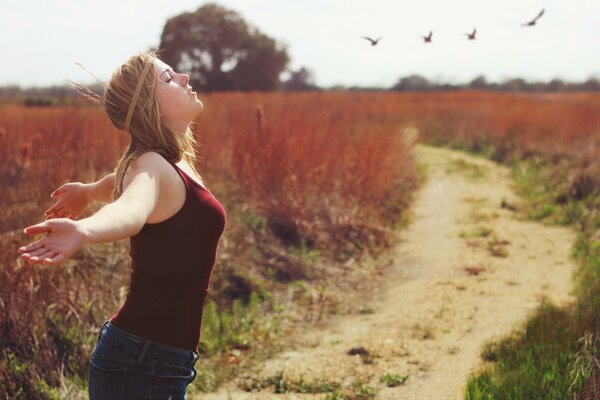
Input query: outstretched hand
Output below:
<box><xmin>44</xmin><ymin>182</ymin><xmax>92</xmax><ymax>220</ymax></box>
<box><xmin>18</xmin><ymin>219</ymin><xmax>88</xmax><ymax>265</ymax></box>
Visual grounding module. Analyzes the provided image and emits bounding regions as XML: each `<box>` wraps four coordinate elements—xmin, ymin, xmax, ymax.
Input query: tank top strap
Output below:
<box><xmin>170</xmin><ymin>162</ymin><xmax>210</xmax><ymax>193</ymax></box>
<box><xmin>167</xmin><ymin>160</ymin><xmax>192</xmax><ymax>193</ymax></box>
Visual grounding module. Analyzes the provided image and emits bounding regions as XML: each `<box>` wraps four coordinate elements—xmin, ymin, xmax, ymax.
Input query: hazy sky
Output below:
<box><xmin>2</xmin><ymin>0</ymin><xmax>599</xmax><ymax>88</ymax></box>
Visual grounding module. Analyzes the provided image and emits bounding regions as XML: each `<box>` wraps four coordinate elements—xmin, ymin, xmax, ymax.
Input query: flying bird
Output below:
<box><xmin>465</xmin><ymin>28</ymin><xmax>477</xmax><ymax>40</ymax></box>
<box><xmin>361</xmin><ymin>36</ymin><xmax>382</xmax><ymax>46</ymax></box>
<box><xmin>522</xmin><ymin>9</ymin><xmax>545</xmax><ymax>26</ymax></box>
<box><xmin>421</xmin><ymin>31</ymin><xmax>433</xmax><ymax>43</ymax></box>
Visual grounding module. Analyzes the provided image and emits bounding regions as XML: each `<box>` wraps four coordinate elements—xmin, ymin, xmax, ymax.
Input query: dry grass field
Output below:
<box><xmin>1</xmin><ymin>91</ymin><xmax>598</xmax><ymax>399</ymax></box>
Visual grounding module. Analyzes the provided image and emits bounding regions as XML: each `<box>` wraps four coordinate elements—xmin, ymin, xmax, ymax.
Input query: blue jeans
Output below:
<box><xmin>88</xmin><ymin>320</ymin><xmax>199</xmax><ymax>400</ymax></box>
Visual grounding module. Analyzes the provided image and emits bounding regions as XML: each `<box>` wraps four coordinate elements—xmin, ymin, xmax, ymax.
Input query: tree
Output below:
<box><xmin>502</xmin><ymin>78</ymin><xmax>529</xmax><ymax>92</ymax></box>
<box><xmin>582</xmin><ymin>77</ymin><xmax>599</xmax><ymax>91</ymax></box>
<box><xmin>469</xmin><ymin>75</ymin><xmax>488</xmax><ymax>90</ymax></box>
<box><xmin>281</xmin><ymin>66</ymin><xmax>318</xmax><ymax>91</ymax></box>
<box><xmin>158</xmin><ymin>3</ymin><xmax>290</xmax><ymax>92</ymax></box>
<box><xmin>391</xmin><ymin>75</ymin><xmax>432</xmax><ymax>91</ymax></box>
<box><xmin>547</xmin><ymin>78</ymin><xmax>566</xmax><ymax>92</ymax></box>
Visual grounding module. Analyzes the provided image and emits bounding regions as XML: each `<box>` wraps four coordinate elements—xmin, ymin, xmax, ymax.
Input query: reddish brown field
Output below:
<box><xmin>0</xmin><ymin>91</ymin><xmax>599</xmax><ymax>397</ymax></box>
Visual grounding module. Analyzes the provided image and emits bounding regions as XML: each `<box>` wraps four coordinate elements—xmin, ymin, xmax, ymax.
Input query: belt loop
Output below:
<box><xmin>97</xmin><ymin>320</ymin><xmax>110</xmax><ymax>343</ymax></box>
<box><xmin>136</xmin><ymin>339</ymin><xmax>151</xmax><ymax>365</ymax></box>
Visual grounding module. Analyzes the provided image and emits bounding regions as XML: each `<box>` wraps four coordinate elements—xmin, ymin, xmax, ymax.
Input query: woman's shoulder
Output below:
<box><xmin>135</xmin><ymin>151</ymin><xmax>172</xmax><ymax>167</ymax></box>
<box><xmin>127</xmin><ymin>151</ymin><xmax>174</xmax><ymax>173</ymax></box>
<box><xmin>123</xmin><ymin>151</ymin><xmax>174</xmax><ymax>190</ymax></box>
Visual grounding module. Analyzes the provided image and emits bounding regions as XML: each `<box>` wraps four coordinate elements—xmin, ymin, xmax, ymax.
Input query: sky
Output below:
<box><xmin>1</xmin><ymin>0</ymin><xmax>599</xmax><ymax>89</ymax></box>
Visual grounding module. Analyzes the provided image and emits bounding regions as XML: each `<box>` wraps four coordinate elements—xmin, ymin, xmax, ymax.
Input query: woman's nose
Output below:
<box><xmin>180</xmin><ymin>73</ymin><xmax>190</xmax><ymax>87</ymax></box>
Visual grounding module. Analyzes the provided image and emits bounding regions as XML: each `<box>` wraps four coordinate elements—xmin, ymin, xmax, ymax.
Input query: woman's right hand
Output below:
<box><xmin>44</xmin><ymin>182</ymin><xmax>93</xmax><ymax>220</ymax></box>
<box><xmin>18</xmin><ymin>218</ymin><xmax>89</xmax><ymax>265</ymax></box>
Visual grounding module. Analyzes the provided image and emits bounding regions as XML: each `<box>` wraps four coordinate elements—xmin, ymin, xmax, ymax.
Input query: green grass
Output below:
<box><xmin>445</xmin><ymin>158</ymin><xmax>489</xmax><ymax>180</ymax></box>
<box><xmin>199</xmin><ymin>292</ymin><xmax>279</xmax><ymax>354</ymax></box>
<box><xmin>466</xmin><ymin>303</ymin><xmax>580</xmax><ymax>399</ymax></box>
<box><xmin>190</xmin><ymin>292</ymin><xmax>284</xmax><ymax>392</ymax></box>
<box><xmin>241</xmin><ymin>372</ymin><xmax>383</xmax><ymax>399</ymax></box>
<box><xmin>528</xmin><ymin>203</ymin><xmax>557</xmax><ymax>221</ymax></box>
<box><xmin>290</xmin><ymin>239</ymin><xmax>323</xmax><ymax>263</ymax></box>
<box><xmin>352</xmin><ymin>379</ymin><xmax>379</xmax><ymax>399</ymax></box>
<box><xmin>461</xmin><ymin>154</ymin><xmax>600</xmax><ymax>399</ymax></box>
<box><xmin>380</xmin><ymin>373</ymin><xmax>409</xmax><ymax>387</ymax></box>
<box><xmin>459</xmin><ymin>226</ymin><xmax>494</xmax><ymax>238</ymax></box>
<box><xmin>243</xmin><ymin>370</ymin><xmax>342</xmax><ymax>394</ymax></box>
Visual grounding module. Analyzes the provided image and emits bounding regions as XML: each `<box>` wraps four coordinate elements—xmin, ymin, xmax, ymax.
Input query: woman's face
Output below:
<box><xmin>153</xmin><ymin>58</ymin><xmax>203</xmax><ymax>133</ymax></box>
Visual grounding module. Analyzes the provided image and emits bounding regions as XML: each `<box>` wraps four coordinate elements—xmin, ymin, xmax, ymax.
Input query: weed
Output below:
<box><xmin>290</xmin><ymin>239</ymin><xmax>322</xmax><ymax>263</ymax></box>
<box><xmin>238</xmin><ymin>211</ymin><xmax>266</xmax><ymax>231</ymax></box>
<box><xmin>500</xmin><ymin>198</ymin><xmax>519</xmax><ymax>211</ymax></box>
<box><xmin>486</xmin><ymin>234</ymin><xmax>510</xmax><ymax>257</ymax></box>
<box><xmin>323</xmin><ymin>389</ymin><xmax>349</xmax><ymax>400</ymax></box>
<box><xmin>380</xmin><ymin>373</ymin><xmax>409</xmax><ymax>387</ymax></box>
<box><xmin>460</xmin><ymin>226</ymin><xmax>494</xmax><ymax>238</ymax></box>
<box><xmin>446</xmin><ymin>158</ymin><xmax>488</xmax><ymax>179</ymax></box>
<box><xmin>352</xmin><ymin>379</ymin><xmax>379</xmax><ymax>399</ymax></box>
<box><xmin>244</xmin><ymin>370</ymin><xmax>341</xmax><ymax>394</ymax></box>
<box><xmin>567</xmin><ymin>332</ymin><xmax>600</xmax><ymax>396</ymax></box>
<box><xmin>529</xmin><ymin>203</ymin><xmax>557</xmax><ymax>221</ymax></box>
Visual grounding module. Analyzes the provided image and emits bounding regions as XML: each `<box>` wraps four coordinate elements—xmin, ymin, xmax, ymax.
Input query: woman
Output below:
<box><xmin>18</xmin><ymin>50</ymin><xmax>226</xmax><ymax>399</ymax></box>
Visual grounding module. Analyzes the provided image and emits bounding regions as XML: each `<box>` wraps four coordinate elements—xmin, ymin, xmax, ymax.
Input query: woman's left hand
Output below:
<box><xmin>18</xmin><ymin>219</ymin><xmax>89</xmax><ymax>265</ymax></box>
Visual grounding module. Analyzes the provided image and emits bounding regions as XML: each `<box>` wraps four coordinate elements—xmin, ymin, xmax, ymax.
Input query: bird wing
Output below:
<box><xmin>361</xmin><ymin>36</ymin><xmax>374</xmax><ymax>43</ymax></box>
<box><xmin>534</xmin><ymin>8</ymin><xmax>545</xmax><ymax>21</ymax></box>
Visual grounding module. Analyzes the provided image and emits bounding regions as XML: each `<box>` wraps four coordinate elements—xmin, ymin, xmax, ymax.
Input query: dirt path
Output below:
<box><xmin>199</xmin><ymin>144</ymin><xmax>577</xmax><ymax>400</ymax></box>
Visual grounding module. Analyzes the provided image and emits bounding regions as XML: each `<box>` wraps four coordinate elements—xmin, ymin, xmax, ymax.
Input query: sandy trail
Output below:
<box><xmin>199</xmin><ymin>144</ymin><xmax>577</xmax><ymax>400</ymax></box>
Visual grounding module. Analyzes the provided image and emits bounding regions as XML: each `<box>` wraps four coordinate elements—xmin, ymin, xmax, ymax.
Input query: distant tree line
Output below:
<box><xmin>389</xmin><ymin>74</ymin><xmax>600</xmax><ymax>92</ymax></box>
<box><xmin>1</xmin><ymin>73</ymin><xmax>597</xmax><ymax>104</ymax></box>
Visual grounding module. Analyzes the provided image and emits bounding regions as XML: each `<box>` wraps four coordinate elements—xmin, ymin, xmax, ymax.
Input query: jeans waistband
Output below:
<box><xmin>97</xmin><ymin>320</ymin><xmax>199</xmax><ymax>368</ymax></box>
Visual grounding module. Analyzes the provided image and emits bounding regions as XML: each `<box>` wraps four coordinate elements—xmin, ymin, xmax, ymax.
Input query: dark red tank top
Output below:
<box><xmin>109</xmin><ymin>159</ymin><xmax>226</xmax><ymax>352</ymax></box>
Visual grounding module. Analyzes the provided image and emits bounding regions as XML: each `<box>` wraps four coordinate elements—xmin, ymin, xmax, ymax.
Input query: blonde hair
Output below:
<box><xmin>68</xmin><ymin>49</ymin><xmax>202</xmax><ymax>201</ymax></box>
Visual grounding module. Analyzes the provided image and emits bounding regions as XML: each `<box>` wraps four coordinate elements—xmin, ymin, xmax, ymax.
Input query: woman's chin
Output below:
<box><xmin>192</xmin><ymin>108</ymin><xmax>203</xmax><ymax>119</ymax></box>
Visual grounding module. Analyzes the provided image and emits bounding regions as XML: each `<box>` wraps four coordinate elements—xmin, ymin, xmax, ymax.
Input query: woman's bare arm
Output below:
<box><xmin>86</xmin><ymin>172</ymin><xmax>116</xmax><ymax>203</ymax></box>
<box><xmin>20</xmin><ymin>153</ymin><xmax>163</xmax><ymax>263</ymax></box>
<box><xmin>45</xmin><ymin>172</ymin><xmax>116</xmax><ymax>219</ymax></box>
<box><xmin>77</xmin><ymin>162</ymin><xmax>159</xmax><ymax>243</ymax></box>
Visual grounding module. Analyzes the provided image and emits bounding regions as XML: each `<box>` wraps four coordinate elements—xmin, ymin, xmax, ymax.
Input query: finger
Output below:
<box><xmin>45</xmin><ymin>208</ymin><xmax>68</xmax><ymax>219</ymax></box>
<box><xmin>18</xmin><ymin>241</ymin><xmax>44</xmax><ymax>253</ymax></box>
<box><xmin>44</xmin><ymin>212</ymin><xmax>56</xmax><ymax>219</ymax></box>
<box><xmin>46</xmin><ymin>213</ymin><xmax>66</xmax><ymax>220</ymax></box>
<box><xmin>20</xmin><ymin>245</ymin><xmax>46</xmax><ymax>258</ymax></box>
<box><xmin>26</xmin><ymin>247</ymin><xmax>56</xmax><ymax>262</ymax></box>
<box><xmin>25</xmin><ymin>255</ymin><xmax>47</xmax><ymax>264</ymax></box>
<box><xmin>44</xmin><ymin>252</ymin><xmax>64</xmax><ymax>265</ymax></box>
<box><xmin>28</xmin><ymin>254</ymin><xmax>48</xmax><ymax>262</ymax></box>
<box><xmin>24</xmin><ymin>222</ymin><xmax>51</xmax><ymax>236</ymax></box>
<box><xmin>51</xmin><ymin>185</ymin><xmax>69</xmax><ymax>198</ymax></box>
<box><xmin>51</xmin><ymin>209</ymin><xmax>67</xmax><ymax>218</ymax></box>
<box><xmin>44</xmin><ymin>205</ymin><xmax>63</xmax><ymax>216</ymax></box>
<box><xmin>21</xmin><ymin>252</ymin><xmax>46</xmax><ymax>263</ymax></box>
<box><xmin>28</xmin><ymin>248</ymin><xmax>52</xmax><ymax>258</ymax></box>
<box><xmin>42</xmin><ymin>251</ymin><xmax>60</xmax><ymax>264</ymax></box>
